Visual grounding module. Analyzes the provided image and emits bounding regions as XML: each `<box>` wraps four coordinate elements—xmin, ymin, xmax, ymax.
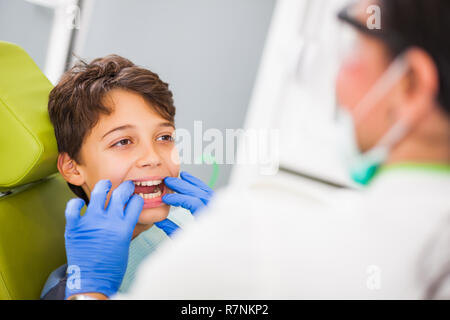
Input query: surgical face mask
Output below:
<box><xmin>335</xmin><ymin>54</ymin><xmax>410</xmax><ymax>185</ymax></box>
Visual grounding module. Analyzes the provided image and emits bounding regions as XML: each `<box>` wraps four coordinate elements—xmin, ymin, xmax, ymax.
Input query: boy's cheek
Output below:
<box><xmin>164</xmin><ymin>161</ymin><xmax>180</xmax><ymax>194</ymax></box>
<box><xmin>169</xmin><ymin>146</ymin><xmax>181</xmax><ymax>167</ymax></box>
<box><xmin>164</xmin><ymin>172</ymin><xmax>179</xmax><ymax>195</ymax></box>
<box><xmin>92</xmin><ymin>180</ymin><xmax>123</xmax><ymax>208</ymax></box>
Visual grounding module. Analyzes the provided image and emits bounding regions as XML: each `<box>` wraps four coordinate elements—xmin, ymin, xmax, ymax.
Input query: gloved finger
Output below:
<box><xmin>164</xmin><ymin>177</ymin><xmax>210</xmax><ymax>200</ymax></box>
<box><xmin>124</xmin><ymin>194</ymin><xmax>144</xmax><ymax>227</ymax></box>
<box><xmin>89</xmin><ymin>180</ymin><xmax>112</xmax><ymax>212</ymax></box>
<box><xmin>107</xmin><ymin>180</ymin><xmax>135</xmax><ymax>215</ymax></box>
<box><xmin>162</xmin><ymin>193</ymin><xmax>204</xmax><ymax>214</ymax></box>
<box><xmin>65</xmin><ymin>198</ymin><xmax>85</xmax><ymax>228</ymax></box>
<box><xmin>154</xmin><ymin>219</ymin><xmax>180</xmax><ymax>237</ymax></box>
<box><xmin>180</xmin><ymin>171</ymin><xmax>213</xmax><ymax>194</ymax></box>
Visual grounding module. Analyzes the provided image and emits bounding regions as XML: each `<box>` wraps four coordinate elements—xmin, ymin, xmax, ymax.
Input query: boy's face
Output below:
<box><xmin>72</xmin><ymin>88</ymin><xmax>179</xmax><ymax>225</ymax></box>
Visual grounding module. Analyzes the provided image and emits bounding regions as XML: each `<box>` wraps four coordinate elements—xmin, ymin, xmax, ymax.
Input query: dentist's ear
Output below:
<box><xmin>57</xmin><ymin>152</ymin><xmax>85</xmax><ymax>186</ymax></box>
<box><xmin>396</xmin><ymin>48</ymin><xmax>439</xmax><ymax>124</ymax></box>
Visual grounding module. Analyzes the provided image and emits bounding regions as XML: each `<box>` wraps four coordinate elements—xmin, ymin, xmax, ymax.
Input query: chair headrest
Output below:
<box><xmin>0</xmin><ymin>41</ymin><xmax>58</xmax><ymax>191</ymax></box>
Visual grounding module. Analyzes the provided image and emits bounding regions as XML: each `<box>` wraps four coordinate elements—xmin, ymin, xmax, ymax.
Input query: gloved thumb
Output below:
<box><xmin>124</xmin><ymin>194</ymin><xmax>144</xmax><ymax>227</ymax></box>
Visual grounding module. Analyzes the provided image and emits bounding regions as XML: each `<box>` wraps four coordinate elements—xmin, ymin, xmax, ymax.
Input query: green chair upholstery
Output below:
<box><xmin>0</xmin><ymin>41</ymin><xmax>74</xmax><ymax>299</ymax></box>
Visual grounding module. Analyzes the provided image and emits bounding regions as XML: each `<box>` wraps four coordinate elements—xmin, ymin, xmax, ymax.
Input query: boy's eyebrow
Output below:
<box><xmin>102</xmin><ymin>124</ymin><xmax>135</xmax><ymax>140</ymax></box>
<box><xmin>101</xmin><ymin>122</ymin><xmax>174</xmax><ymax>140</ymax></box>
<box><xmin>158</xmin><ymin>122</ymin><xmax>175</xmax><ymax>128</ymax></box>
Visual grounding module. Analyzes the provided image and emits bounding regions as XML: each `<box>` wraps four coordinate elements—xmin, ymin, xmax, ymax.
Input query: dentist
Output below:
<box><xmin>64</xmin><ymin>0</ymin><xmax>450</xmax><ymax>300</ymax></box>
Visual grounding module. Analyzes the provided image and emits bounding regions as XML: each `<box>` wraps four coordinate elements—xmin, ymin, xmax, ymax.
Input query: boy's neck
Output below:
<box><xmin>132</xmin><ymin>223</ymin><xmax>153</xmax><ymax>240</ymax></box>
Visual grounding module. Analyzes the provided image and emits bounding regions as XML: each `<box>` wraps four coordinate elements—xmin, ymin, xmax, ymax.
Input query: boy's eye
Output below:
<box><xmin>112</xmin><ymin>139</ymin><xmax>132</xmax><ymax>147</ymax></box>
<box><xmin>157</xmin><ymin>135</ymin><xmax>174</xmax><ymax>142</ymax></box>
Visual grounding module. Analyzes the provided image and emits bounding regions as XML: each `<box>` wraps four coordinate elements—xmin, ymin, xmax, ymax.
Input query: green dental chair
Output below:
<box><xmin>0</xmin><ymin>41</ymin><xmax>73</xmax><ymax>299</ymax></box>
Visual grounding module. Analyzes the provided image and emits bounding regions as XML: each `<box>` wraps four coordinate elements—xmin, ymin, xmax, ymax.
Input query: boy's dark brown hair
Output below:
<box><xmin>48</xmin><ymin>54</ymin><xmax>176</xmax><ymax>202</ymax></box>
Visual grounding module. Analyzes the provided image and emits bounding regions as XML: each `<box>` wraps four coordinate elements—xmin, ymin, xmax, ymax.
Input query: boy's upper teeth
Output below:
<box><xmin>134</xmin><ymin>180</ymin><xmax>162</xmax><ymax>186</ymax></box>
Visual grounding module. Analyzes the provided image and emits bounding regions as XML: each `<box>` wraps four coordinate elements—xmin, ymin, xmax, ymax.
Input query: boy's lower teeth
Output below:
<box><xmin>139</xmin><ymin>190</ymin><xmax>162</xmax><ymax>199</ymax></box>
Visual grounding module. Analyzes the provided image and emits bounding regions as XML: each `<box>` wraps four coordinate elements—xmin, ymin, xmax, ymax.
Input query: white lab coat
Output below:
<box><xmin>115</xmin><ymin>166</ymin><xmax>450</xmax><ymax>299</ymax></box>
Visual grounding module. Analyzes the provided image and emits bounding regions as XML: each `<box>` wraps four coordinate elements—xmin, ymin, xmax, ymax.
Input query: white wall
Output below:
<box><xmin>0</xmin><ymin>0</ymin><xmax>54</xmax><ymax>70</ymax></box>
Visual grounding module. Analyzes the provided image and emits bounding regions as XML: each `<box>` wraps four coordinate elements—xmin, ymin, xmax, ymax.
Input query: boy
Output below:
<box><xmin>41</xmin><ymin>54</ymin><xmax>198</xmax><ymax>299</ymax></box>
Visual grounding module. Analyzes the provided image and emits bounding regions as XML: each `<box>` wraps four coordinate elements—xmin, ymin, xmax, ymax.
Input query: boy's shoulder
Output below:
<box><xmin>40</xmin><ymin>264</ymin><xmax>67</xmax><ymax>300</ymax></box>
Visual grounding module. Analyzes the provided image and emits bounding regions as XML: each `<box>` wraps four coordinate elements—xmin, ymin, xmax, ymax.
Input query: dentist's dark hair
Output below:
<box><xmin>379</xmin><ymin>0</ymin><xmax>450</xmax><ymax>115</ymax></box>
<box><xmin>48</xmin><ymin>55</ymin><xmax>176</xmax><ymax>203</ymax></box>
<box><xmin>339</xmin><ymin>0</ymin><xmax>450</xmax><ymax>115</ymax></box>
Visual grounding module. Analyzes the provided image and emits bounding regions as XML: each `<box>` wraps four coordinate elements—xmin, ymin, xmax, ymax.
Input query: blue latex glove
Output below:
<box><xmin>155</xmin><ymin>171</ymin><xmax>214</xmax><ymax>236</ymax></box>
<box><xmin>154</xmin><ymin>219</ymin><xmax>180</xmax><ymax>237</ymax></box>
<box><xmin>64</xmin><ymin>180</ymin><xmax>143</xmax><ymax>299</ymax></box>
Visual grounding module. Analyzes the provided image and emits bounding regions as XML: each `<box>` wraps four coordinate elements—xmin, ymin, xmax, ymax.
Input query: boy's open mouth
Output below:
<box><xmin>133</xmin><ymin>179</ymin><xmax>165</xmax><ymax>200</ymax></box>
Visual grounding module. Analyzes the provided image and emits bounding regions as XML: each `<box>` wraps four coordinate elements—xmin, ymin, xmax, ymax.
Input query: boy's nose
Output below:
<box><xmin>137</xmin><ymin>146</ymin><xmax>162</xmax><ymax>168</ymax></box>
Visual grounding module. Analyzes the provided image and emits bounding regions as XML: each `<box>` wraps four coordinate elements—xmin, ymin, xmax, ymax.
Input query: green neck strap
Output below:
<box><xmin>371</xmin><ymin>162</ymin><xmax>450</xmax><ymax>183</ymax></box>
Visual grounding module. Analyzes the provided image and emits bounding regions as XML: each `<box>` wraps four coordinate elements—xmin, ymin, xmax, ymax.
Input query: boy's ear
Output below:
<box><xmin>57</xmin><ymin>152</ymin><xmax>85</xmax><ymax>186</ymax></box>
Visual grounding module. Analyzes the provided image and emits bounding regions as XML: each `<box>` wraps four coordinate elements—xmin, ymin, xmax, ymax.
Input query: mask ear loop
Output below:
<box><xmin>357</xmin><ymin>53</ymin><xmax>411</xmax><ymax>156</ymax></box>
<box><xmin>372</xmin><ymin>117</ymin><xmax>410</xmax><ymax>156</ymax></box>
<box><xmin>353</xmin><ymin>53</ymin><xmax>410</xmax><ymax>124</ymax></box>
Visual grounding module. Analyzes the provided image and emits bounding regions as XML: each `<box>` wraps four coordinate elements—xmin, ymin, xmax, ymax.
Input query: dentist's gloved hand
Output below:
<box><xmin>64</xmin><ymin>180</ymin><xmax>143</xmax><ymax>299</ymax></box>
<box><xmin>163</xmin><ymin>171</ymin><xmax>214</xmax><ymax>215</ymax></box>
<box><xmin>155</xmin><ymin>172</ymin><xmax>214</xmax><ymax>236</ymax></box>
<box><xmin>154</xmin><ymin>219</ymin><xmax>180</xmax><ymax>237</ymax></box>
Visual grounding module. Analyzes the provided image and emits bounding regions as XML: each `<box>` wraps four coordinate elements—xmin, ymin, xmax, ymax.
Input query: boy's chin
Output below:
<box><xmin>137</xmin><ymin>204</ymin><xmax>170</xmax><ymax>225</ymax></box>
